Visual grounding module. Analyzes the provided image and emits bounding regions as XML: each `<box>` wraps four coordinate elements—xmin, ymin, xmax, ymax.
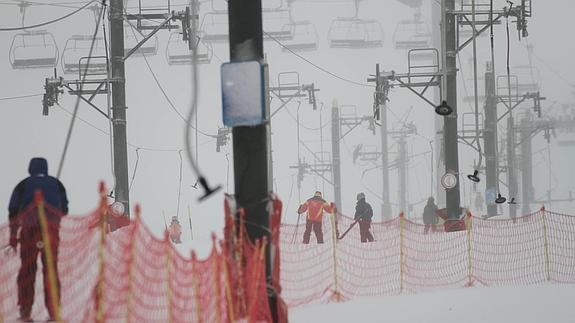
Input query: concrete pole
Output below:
<box><xmin>331</xmin><ymin>100</ymin><xmax>342</xmax><ymax>211</ymax></box>
<box><xmin>484</xmin><ymin>62</ymin><xmax>498</xmax><ymax>217</ymax></box>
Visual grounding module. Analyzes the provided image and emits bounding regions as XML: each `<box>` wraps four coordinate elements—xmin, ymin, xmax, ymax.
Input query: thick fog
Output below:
<box><xmin>1</xmin><ymin>0</ymin><xmax>574</xmax><ymax>245</ymax></box>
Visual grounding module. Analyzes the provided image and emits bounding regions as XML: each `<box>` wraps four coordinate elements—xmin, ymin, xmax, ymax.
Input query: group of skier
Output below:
<box><xmin>297</xmin><ymin>191</ymin><xmax>441</xmax><ymax>244</ymax></box>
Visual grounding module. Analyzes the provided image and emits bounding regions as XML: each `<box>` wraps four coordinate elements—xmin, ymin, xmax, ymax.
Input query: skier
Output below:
<box><xmin>423</xmin><ymin>197</ymin><xmax>439</xmax><ymax>234</ymax></box>
<box><xmin>297</xmin><ymin>191</ymin><xmax>336</xmax><ymax>244</ymax></box>
<box><xmin>168</xmin><ymin>216</ymin><xmax>182</xmax><ymax>244</ymax></box>
<box><xmin>8</xmin><ymin>157</ymin><xmax>68</xmax><ymax>322</ymax></box>
<box><xmin>354</xmin><ymin>192</ymin><xmax>374</xmax><ymax>242</ymax></box>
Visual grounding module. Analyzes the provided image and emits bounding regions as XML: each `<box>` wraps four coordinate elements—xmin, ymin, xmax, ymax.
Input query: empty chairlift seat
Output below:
<box><xmin>281</xmin><ymin>21</ymin><xmax>318</xmax><ymax>52</ymax></box>
<box><xmin>165</xmin><ymin>31</ymin><xmax>213</xmax><ymax>65</ymax></box>
<box><xmin>9</xmin><ymin>30</ymin><xmax>59</xmax><ymax>69</ymax></box>
<box><xmin>200</xmin><ymin>11</ymin><xmax>229</xmax><ymax>43</ymax></box>
<box><xmin>61</xmin><ymin>35</ymin><xmax>108</xmax><ymax>76</ymax></box>
<box><xmin>328</xmin><ymin>18</ymin><xmax>384</xmax><ymax>49</ymax></box>
<box><xmin>393</xmin><ymin>18</ymin><xmax>431</xmax><ymax>50</ymax></box>
<box><xmin>263</xmin><ymin>10</ymin><xmax>293</xmax><ymax>41</ymax></box>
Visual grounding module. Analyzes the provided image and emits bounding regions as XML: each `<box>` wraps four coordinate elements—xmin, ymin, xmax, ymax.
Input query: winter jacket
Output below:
<box><xmin>422</xmin><ymin>202</ymin><xmax>438</xmax><ymax>225</ymax></box>
<box><xmin>8</xmin><ymin>158</ymin><xmax>68</xmax><ymax>235</ymax></box>
<box><xmin>354</xmin><ymin>199</ymin><xmax>373</xmax><ymax>222</ymax></box>
<box><xmin>298</xmin><ymin>196</ymin><xmax>335</xmax><ymax>222</ymax></box>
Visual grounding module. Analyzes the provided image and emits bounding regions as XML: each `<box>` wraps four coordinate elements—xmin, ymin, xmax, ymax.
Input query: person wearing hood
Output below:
<box><xmin>354</xmin><ymin>192</ymin><xmax>374</xmax><ymax>243</ymax></box>
<box><xmin>297</xmin><ymin>191</ymin><xmax>336</xmax><ymax>244</ymax></box>
<box><xmin>8</xmin><ymin>157</ymin><xmax>68</xmax><ymax>322</ymax></box>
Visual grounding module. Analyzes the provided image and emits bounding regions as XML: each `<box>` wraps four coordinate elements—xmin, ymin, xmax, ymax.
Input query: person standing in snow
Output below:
<box><xmin>354</xmin><ymin>192</ymin><xmax>374</xmax><ymax>242</ymax></box>
<box><xmin>423</xmin><ymin>197</ymin><xmax>439</xmax><ymax>234</ymax></box>
<box><xmin>8</xmin><ymin>157</ymin><xmax>68</xmax><ymax>322</ymax></box>
<box><xmin>168</xmin><ymin>216</ymin><xmax>182</xmax><ymax>244</ymax></box>
<box><xmin>297</xmin><ymin>191</ymin><xmax>336</xmax><ymax>244</ymax></box>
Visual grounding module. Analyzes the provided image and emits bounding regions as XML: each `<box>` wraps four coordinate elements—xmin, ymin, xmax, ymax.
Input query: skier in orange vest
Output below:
<box><xmin>297</xmin><ymin>191</ymin><xmax>336</xmax><ymax>244</ymax></box>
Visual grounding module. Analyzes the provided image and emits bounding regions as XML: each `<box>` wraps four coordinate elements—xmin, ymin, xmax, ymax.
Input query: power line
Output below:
<box><xmin>0</xmin><ymin>0</ymin><xmax>97</xmax><ymax>31</ymax></box>
<box><xmin>0</xmin><ymin>93</ymin><xmax>43</xmax><ymax>101</ymax></box>
<box><xmin>263</xmin><ymin>31</ymin><xmax>375</xmax><ymax>89</ymax></box>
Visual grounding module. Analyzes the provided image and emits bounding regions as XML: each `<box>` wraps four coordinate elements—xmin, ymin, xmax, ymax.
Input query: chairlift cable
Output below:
<box><xmin>0</xmin><ymin>93</ymin><xmax>43</xmax><ymax>101</ymax></box>
<box><xmin>56</xmin><ymin>1</ymin><xmax>104</xmax><ymax>179</ymax></box>
<box><xmin>0</xmin><ymin>0</ymin><xmax>97</xmax><ymax>31</ymax></box>
<box><xmin>124</xmin><ymin>22</ymin><xmax>217</xmax><ymax>139</ymax></box>
<box><xmin>264</xmin><ymin>31</ymin><xmax>374</xmax><ymax>88</ymax></box>
<box><xmin>128</xmin><ymin>148</ymin><xmax>140</xmax><ymax>191</ymax></box>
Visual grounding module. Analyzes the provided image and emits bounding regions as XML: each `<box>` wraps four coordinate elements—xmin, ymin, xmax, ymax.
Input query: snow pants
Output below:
<box><xmin>17</xmin><ymin>226</ymin><xmax>61</xmax><ymax>319</ymax></box>
<box><xmin>358</xmin><ymin>220</ymin><xmax>374</xmax><ymax>242</ymax></box>
<box><xmin>303</xmin><ymin>220</ymin><xmax>323</xmax><ymax>244</ymax></box>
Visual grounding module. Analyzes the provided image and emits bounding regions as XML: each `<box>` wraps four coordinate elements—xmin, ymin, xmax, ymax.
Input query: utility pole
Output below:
<box><xmin>442</xmin><ymin>0</ymin><xmax>462</xmax><ymax>222</ymax></box>
<box><xmin>519</xmin><ymin>112</ymin><xmax>533</xmax><ymax>215</ymax></box>
<box><xmin>484</xmin><ymin>62</ymin><xmax>498</xmax><ymax>218</ymax></box>
<box><xmin>331</xmin><ymin>100</ymin><xmax>342</xmax><ymax>211</ymax></box>
<box><xmin>110</xmin><ymin>0</ymin><xmax>130</xmax><ymax>219</ymax></box>
<box><xmin>373</xmin><ymin>64</ymin><xmax>391</xmax><ymax>220</ymax></box>
<box><xmin>227</xmin><ymin>1</ymin><xmax>276</xmax><ymax>320</ymax></box>
<box><xmin>397</xmin><ymin>134</ymin><xmax>408</xmax><ymax>215</ymax></box>
<box><xmin>507</xmin><ymin>114</ymin><xmax>518</xmax><ymax>219</ymax></box>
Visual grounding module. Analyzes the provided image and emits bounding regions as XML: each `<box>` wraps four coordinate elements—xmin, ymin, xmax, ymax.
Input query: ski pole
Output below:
<box><xmin>337</xmin><ymin>220</ymin><xmax>358</xmax><ymax>240</ymax></box>
<box><xmin>291</xmin><ymin>211</ymin><xmax>301</xmax><ymax>243</ymax></box>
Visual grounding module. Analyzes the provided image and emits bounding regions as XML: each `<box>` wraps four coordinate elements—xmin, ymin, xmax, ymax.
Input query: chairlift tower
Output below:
<box><xmin>42</xmin><ymin>1</ymin><xmax>197</xmax><ymax>225</ymax></box>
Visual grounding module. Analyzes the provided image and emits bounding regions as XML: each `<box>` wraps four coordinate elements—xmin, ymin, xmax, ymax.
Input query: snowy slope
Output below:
<box><xmin>289</xmin><ymin>284</ymin><xmax>575</xmax><ymax>323</ymax></box>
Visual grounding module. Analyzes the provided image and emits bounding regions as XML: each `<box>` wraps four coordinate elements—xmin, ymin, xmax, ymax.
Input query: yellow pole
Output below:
<box><xmin>399</xmin><ymin>212</ymin><xmax>405</xmax><ymax>293</ymax></box>
<box><xmin>541</xmin><ymin>206</ymin><xmax>551</xmax><ymax>281</ymax></box>
<box><xmin>211</xmin><ymin>235</ymin><xmax>222</xmax><ymax>323</ymax></box>
<box><xmin>466</xmin><ymin>211</ymin><xmax>473</xmax><ymax>286</ymax></box>
<box><xmin>96</xmin><ymin>190</ymin><xmax>108</xmax><ymax>323</ymax></box>
<box><xmin>165</xmin><ymin>231</ymin><xmax>173</xmax><ymax>323</ymax></box>
<box><xmin>125</xmin><ymin>207</ymin><xmax>139</xmax><ymax>323</ymax></box>
<box><xmin>329</xmin><ymin>211</ymin><xmax>341</xmax><ymax>302</ymax></box>
<box><xmin>36</xmin><ymin>191</ymin><xmax>61</xmax><ymax>322</ymax></box>
<box><xmin>192</xmin><ymin>251</ymin><xmax>202</xmax><ymax>323</ymax></box>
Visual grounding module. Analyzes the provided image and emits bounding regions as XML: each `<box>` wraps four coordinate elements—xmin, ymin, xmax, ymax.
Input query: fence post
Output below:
<box><xmin>164</xmin><ymin>231</ymin><xmax>173</xmax><ymax>323</ymax></box>
<box><xmin>211</xmin><ymin>234</ymin><xmax>222</xmax><ymax>323</ymax></box>
<box><xmin>466</xmin><ymin>211</ymin><xmax>473</xmax><ymax>287</ymax></box>
<box><xmin>329</xmin><ymin>212</ymin><xmax>341</xmax><ymax>302</ymax></box>
<box><xmin>96</xmin><ymin>184</ymin><xmax>108</xmax><ymax>323</ymax></box>
<box><xmin>191</xmin><ymin>251</ymin><xmax>202</xmax><ymax>323</ymax></box>
<box><xmin>399</xmin><ymin>212</ymin><xmax>405</xmax><ymax>293</ymax></box>
<box><xmin>125</xmin><ymin>205</ymin><xmax>139</xmax><ymax>323</ymax></box>
<box><xmin>541</xmin><ymin>206</ymin><xmax>551</xmax><ymax>281</ymax></box>
<box><xmin>36</xmin><ymin>191</ymin><xmax>61</xmax><ymax>322</ymax></box>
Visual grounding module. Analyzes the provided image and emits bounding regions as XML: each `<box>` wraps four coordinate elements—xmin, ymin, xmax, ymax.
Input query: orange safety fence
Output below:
<box><xmin>0</xmin><ymin>187</ymin><xmax>273</xmax><ymax>322</ymax></box>
<box><xmin>279</xmin><ymin>207</ymin><xmax>575</xmax><ymax>308</ymax></box>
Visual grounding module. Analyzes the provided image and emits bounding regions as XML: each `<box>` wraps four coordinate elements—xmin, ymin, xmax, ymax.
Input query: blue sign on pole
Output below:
<box><xmin>221</xmin><ymin>61</ymin><xmax>265</xmax><ymax>127</ymax></box>
<box><xmin>485</xmin><ymin>187</ymin><xmax>496</xmax><ymax>206</ymax></box>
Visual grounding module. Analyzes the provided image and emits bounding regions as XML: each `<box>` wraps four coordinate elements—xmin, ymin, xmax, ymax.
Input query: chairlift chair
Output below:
<box><xmin>393</xmin><ymin>18</ymin><xmax>431</xmax><ymax>50</ymax></box>
<box><xmin>281</xmin><ymin>21</ymin><xmax>319</xmax><ymax>52</ymax></box>
<box><xmin>61</xmin><ymin>35</ymin><xmax>108</xmax><ymax>75</ymax></box>
<box><xmin>124</xmin><ymin>24</ymin><xmax>159</xmax><ymax>57</ymax></box>
<box><xmin>263</xmin><ymin>10</ymin><xmax>293</xmax><ymax>41</ymax></box>
<box><xmin>166</xmin><ymin>31</ymin><xmax>213</xmax><ymax>65</ymax></box>
<box><xmin>200</xmin><ymin>11</ymin><xmax>229</xmax><ymax>43</ymax></box>
<box><xmin>328</xmin><ymin>18</ymin><xmax>384</xmax><ymax>49</ymax></box>
<box><xmin>9</xmin><ymin>30</ymin><xmax>59</xmax><ymax>69</ymax></box>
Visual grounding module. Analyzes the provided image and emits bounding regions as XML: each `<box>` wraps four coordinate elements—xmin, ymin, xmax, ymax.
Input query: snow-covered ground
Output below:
<box><xmin>290</xmin><ymin>284</ymin><xmax>575</xmax><ymax>323</ymax></box>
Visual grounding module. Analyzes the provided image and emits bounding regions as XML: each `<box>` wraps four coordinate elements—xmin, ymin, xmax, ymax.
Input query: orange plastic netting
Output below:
<box><xmin>279</xmin><ymin>207</ymin><xmax>575</xmax><ymax>307</ymax></box>
<box><xmin>0</xmin><ymin>191</ymin><xmax>272</xmax><ymax>322</ymax></box>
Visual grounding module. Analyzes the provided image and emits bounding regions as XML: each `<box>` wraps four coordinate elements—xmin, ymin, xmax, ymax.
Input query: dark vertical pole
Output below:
<box><xmin>227</xmin><ymin>1</ymin><xmax>275</xmax><ymax>320</ymax></box>
<box><xmin>444</xmin><ymin>0</ymin><xmax>461</xmax><ymax>221</ymax></box>
<box><xmin>110</xmin><ymin>0</ymin><xmax>130</xmax><ymax>218</ymax></box>
<box><xmin>432</xmin><ymin>0</ymin><xmax>445</xmax><ymax>207</ymax></box>
<box><xmin>331</xmin><ymin>101</ymin><xmax>342</xmax><ymax>211</ymax></box>
<box><xmin>507</xmin><ymin>115</ymin><xmax>517</xmax><ymax>219</ymax></box>
<box><xmin>398</xmin><ymin>134</ymin><xmax>407</xmax><ymax>215</ymax></box>
<box><xmin>484</xmin><ymin>62</ymin><xmax>498</xmax><ymax>218</ymax></box>
<box><xmin>377</xmin><ymin>65</ymin><xmax>392</xmax><ymax>220</ymax></box>
<box><xmin>520</xmin><ymin>113</ymin><xmax>532</xmax><ymax>214</ymax></box>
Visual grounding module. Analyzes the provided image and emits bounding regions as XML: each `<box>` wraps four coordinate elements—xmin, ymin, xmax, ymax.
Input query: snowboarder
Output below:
<box><xmin>297</xmin><ymin>191</ymin><xmax>336</xmax><ymax>244</ymax></box>
<box><xmin>354</xmin><ymin>192</ymin><xmax>374</xmax><ymax>242</ymax></box>
<box><xmin>8</xmin><ymin>157</ymin><xmax>68</xmax><ymax>322</ymax></box>
<box><xmin>168</xmin><ymin>216</ymin><xmax>182</xmax><ymax>244</ymax></box>
<box><xmin>423</xmin><ymin>197</ymin><xmax>439</xmax><ymax>234</ymax></box>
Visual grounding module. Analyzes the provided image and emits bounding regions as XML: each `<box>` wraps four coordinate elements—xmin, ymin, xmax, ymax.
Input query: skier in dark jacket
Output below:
<box><xmin>354</xmin><ymin>193</ymin><xmax>374</xmax><ymax>242</ymax></box>
<box><xmin>423</xmin><ymin>197</ymin><xmax>438</xmax><ymax>234</ymax></box>
<box><xmin>8</xmin><ymin>157</ymin><xmax>68</xmax><ymax>322</ymax></box>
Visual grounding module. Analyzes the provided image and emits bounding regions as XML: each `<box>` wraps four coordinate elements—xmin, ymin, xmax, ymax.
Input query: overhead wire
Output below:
<box><xmin>0</xmin><ymin>0</ymin><xmax>97</xmax><ymax>31</ymax></box>
<box><xmin>263</xmin><ymin>30</ymin><xmax>375</xmax><ymax>89</ymax></box>
<box><xmin>0</xmin><ymin>93</ymin><xmax>43</xmax><ymax>101</ymax></box>
<box><xmin>56</xmin><ymin>0</ymin><xmax>104</xmax><ymax>179</ymax></box>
